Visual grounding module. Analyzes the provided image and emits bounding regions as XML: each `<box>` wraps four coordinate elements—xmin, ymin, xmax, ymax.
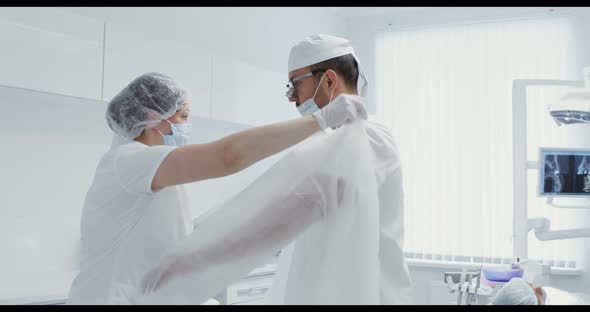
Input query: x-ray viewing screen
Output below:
<box><xmin>539</xmin><ymin>148</ymin><xmax>590</xmax><ymax>196</ymax></box>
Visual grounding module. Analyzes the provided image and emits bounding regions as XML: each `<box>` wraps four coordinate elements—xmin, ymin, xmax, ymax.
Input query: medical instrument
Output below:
<box><xmin>464</xmin><ymin>272</ymin><xmax>474</xmax><ymax>304</ymax></box>
<box><xmin>444</xmin><ymin>268</ymin><xmax>493</xmax><ymax>305</ymax></box>
<box><xmin>539</xmin><ymin>148</ymin><xmax>590</xmax><ymax>196</ymax></box>
<box><xmin>549</xmin><ymin>66</ymin><xmax>590</xmax><ymax>126</ymax></box>
<box><xmin>456</xmin><ymin>269</ymin><xmax>465</xmax><ymax>304</ymax></box>
<box><xmin>512</xmin><ymin>66</ymin><xmax>590</xmax><ymax>262</ymax></box>
<box><xmin>470</xmin><ymin>265</ymin><xmax>483</xmax><ymax>305</ymax></box>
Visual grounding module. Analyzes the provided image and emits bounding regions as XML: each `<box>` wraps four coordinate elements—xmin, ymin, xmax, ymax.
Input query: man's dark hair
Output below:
<box><xmin>309</xmin><ymin>54</ymin><xmax>359</xmax><ymax>93</ymax></box>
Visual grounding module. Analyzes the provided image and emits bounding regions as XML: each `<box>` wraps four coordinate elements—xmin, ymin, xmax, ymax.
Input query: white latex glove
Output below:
<box><xmin>312</xmin><ymin>94</ymin><xmax>368</xmax><ymax>130</ymax></box>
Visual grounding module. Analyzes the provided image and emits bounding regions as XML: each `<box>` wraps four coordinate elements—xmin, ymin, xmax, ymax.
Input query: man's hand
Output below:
<box><xmin>312</xmin><ymin>94</ymin><xmax>368</xmax><ymax>129</ymax></box>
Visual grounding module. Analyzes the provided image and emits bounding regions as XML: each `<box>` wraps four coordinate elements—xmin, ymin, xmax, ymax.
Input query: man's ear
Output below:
<box><xmin>325</xmin><ymin>69</ymin><xmax>339</xmax><ymax>91</ymax></box>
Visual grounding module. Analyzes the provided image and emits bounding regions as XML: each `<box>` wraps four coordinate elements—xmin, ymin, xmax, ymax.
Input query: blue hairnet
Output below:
<box><xmin>106</xmin><ymin>72</ymin><xmax>191</xmax><ymax>139</ymax></box>
<box><xmin>492</xmin><ymin>278</ymin><xmax>538</xmax><ymax>305</ymax></box>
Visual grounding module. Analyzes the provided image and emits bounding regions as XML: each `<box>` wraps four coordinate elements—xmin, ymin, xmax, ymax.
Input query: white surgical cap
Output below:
<box><xmin>288</xmin><ymin>34</ymin><xmax>368</xmax><ymax>97</ymax></box>
<box><xmin>106</xmin><ymin>72</ymin><xmax>191</xmax><ymax>140</ymax></box>
<box><xmin>492</xmin><ymin>278</ymin><xmax>539</xmax><ymax>305</ymax></box>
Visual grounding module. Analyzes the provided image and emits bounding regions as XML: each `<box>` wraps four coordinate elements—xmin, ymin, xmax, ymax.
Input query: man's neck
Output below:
<box><xmin>334</xmin><ymin>87</ymin><xmax>358</xmax><ymax>97</ymax></box>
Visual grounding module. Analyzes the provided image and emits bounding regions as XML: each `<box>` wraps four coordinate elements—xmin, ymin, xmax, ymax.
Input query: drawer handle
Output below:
<box><xmin>236</xmin><ymin>286</ymin><xmax>269</xmax><ymax>296</ymax></box>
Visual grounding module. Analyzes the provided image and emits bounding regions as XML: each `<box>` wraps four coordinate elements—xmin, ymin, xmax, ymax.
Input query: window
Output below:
<box><xmin>375</xmin><ymin>16</ymin><xmax>580</xmax><ymax>267</ymax></box>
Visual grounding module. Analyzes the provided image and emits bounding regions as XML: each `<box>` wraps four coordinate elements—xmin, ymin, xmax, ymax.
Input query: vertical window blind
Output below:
<box><xmin>375</xmin><ymin>16</ymin><xmax>579</xmax><ymax>267</ymax></box>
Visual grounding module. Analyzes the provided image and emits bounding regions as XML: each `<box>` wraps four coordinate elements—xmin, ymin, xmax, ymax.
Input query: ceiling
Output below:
<box><xmin>61</xmin><ymin>7</ymin><xmax>434</xmax><ymax>22</ymax></box>
<box><xmin>324</xmin><ymin>7</ymin><xmax>432</xmax><ymax>18</ymax></box>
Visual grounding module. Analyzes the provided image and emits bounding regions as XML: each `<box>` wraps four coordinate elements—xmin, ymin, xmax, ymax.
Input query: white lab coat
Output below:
<box><xmin>67</xmin><ymin>134</ymin><xmax>193</xmax><ymax>304</ymax></box>
<box><xmin>369</xmin><ymin>118</ymin><xmax>413</xmax><ymax>304</ymax></box>
<box><xmin>266</xmin><ymin>118</ymin><xmax>412</xmax><ymax>305</ymax></box>
<box><xmin>137</xmin><ymin>119</ymin><xmax>412</xmax><ymax>305</ymax></box>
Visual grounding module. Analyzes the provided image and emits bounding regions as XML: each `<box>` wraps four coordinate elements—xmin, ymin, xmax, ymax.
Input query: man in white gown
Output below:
<box><xmin>137</xmin><ymin>34</ymin><xmax>412</xmax><ymax>305</ymax></box>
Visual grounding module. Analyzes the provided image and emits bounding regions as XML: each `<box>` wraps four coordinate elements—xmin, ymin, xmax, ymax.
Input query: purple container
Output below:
<box><xmin>482</xmin><ymin>267</ymin><xmax>524</xmax><ymax>282</ymax></box>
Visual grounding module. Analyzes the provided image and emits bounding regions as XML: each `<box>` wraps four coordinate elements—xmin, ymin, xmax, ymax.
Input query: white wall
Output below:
<box><xmin>0</xmin><ymin>8</ymin><xmax>104</xmax><ymax>99</ymax></box>
<box><xmin>100</xmin><ymin>21</ymin><xmax>213</xmax><ymax>115</ymax></box>
<box><xmin>0</xmin><ymin>86</ymin><xmax>110</xmax><ymax>303</ymax></box>
<box><xmin>569</xmin><ymin>9</ymin><xmax>590</xmax><ymax>73</ymax></box>
<box><xmin>60</xmin><ymin>7</ymin><xmax>347</xmax><ymax>75</ymax></box>
<box><xmin>0</xmin><ymin>7</ymin><xmax>346</xmax><ymax>303</ymax></box>
<box><xmin>345</xmin><ymin>7</ymin><xmax>590</xmax><ymax>304</ymax></box>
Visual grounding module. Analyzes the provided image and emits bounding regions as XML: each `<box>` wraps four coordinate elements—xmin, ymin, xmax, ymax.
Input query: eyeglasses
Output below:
<box><xmin>285</xmin><ymin>69</ymin><xmax>326</xmax><ymax>99</ymax></box>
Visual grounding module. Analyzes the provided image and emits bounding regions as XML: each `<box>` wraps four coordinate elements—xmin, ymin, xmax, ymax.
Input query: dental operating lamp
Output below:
<box><xmin>549</xmin><ymin>67</ymin><xmax>590</xmax><ymax>126</ymax></box>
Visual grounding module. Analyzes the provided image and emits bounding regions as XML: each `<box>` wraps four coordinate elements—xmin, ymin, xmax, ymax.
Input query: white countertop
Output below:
<box><xmin>245</xmin><ymin>263</ymin><xmax>277</xmax><ymax>278</ymax></box>
<box><xmin>0</xmin><ymin>270</ymin><xmax>78</xmax><ymax>305</ymax></box>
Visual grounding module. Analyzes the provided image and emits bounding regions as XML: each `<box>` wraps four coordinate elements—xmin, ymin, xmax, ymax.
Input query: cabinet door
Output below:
<box><xmin>211</xmin><ymin>55</ymin><xmax>298</xmax><ymax>126</ymax></box>
<box><xmin>0</xmin><ymin>85</ymin><xmax>111</xmax><ymax>279</ymax></box>
<box><xmin>102</xmin><ymin>23</ymin><xmax>212</xmax><ymax>118</ymax></box>
<box><xmin>226</xmin><ymin>274</ymin><xmax>275</xmax><ymax>305</ymax></box>
<box><xmin>0</xmin><ymin>8</ymin><xmax>104</xmax><ymax>99</ymax></box>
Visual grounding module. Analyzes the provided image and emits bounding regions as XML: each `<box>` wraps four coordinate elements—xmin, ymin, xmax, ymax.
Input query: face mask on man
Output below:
<box><xmin>297</xmin><ymin>73</ymin><xmax>335</xmax><ymax>116</ymax></box>
<box><xmin>158</xmin><ymin>119</ymin><xmax>192</xmax><ymax>147</ymax></box>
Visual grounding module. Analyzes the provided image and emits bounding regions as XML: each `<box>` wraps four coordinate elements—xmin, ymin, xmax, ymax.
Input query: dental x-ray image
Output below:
<box><xmin>540</xmin><ymin>149</ymin><xmax>590</xmax><ymax>196</ymax></box>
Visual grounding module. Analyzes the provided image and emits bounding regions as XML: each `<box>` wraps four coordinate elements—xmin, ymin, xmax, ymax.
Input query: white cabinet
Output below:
<box><xmin>227</xmin><ymin>274</ymin><xmax>275</xmax><ymax>305</ymax></box>
<box><xmin>224</xmin><ymin>263</ymin><xmax>277</xmax><ymax>305</ymax></box>
<box><xmin>211</xmin><ymin>55</ymin><xmax>298</xmax><ymax>126</ymax></box>
<box><xmin>102</xmin><ymin>23</ymin><xmax>212</xmax><ymax>118</ymax></box>
<box><xmin>0</xmin><ymin>85</ymin><xmax>109</xmax><ymax>280</ymax></box>
<box><xmin>0</xmin><ymin>8</ymin><xmax>104</xmax><ymax>99</ymax></box>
